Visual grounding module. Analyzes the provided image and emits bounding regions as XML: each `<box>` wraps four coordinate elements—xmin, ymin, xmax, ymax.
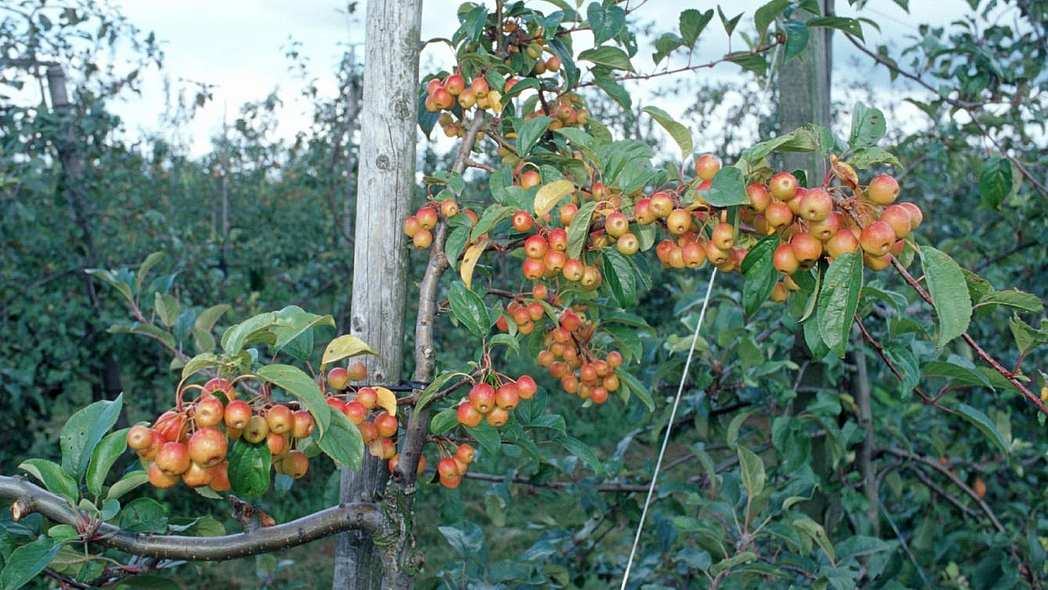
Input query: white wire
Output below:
<box><xmin>619</xmin><ymin>268</ymin><xmax>718</xmax><ymax>589</ymax></box>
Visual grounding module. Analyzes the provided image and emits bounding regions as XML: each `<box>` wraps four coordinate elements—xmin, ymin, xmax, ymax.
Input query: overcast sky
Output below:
<box><xmin>105</xmin><ymin>0</ymin><xmax>972</xmax><ymax>156</ymax></box>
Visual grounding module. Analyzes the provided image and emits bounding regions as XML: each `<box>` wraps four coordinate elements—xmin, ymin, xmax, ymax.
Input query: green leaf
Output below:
<box><xmin>741</xmin><ymin>126</ymin><xmax>820</xmax><ymax>164</ymax></box>
<box><xmin>61</xmin><ymin>393</ymin><xmax>123</xmax><ymax>482</ymax></box>
<box><xmin>922</xmin><ymin>360</ymin><xmax>995</xmax><ymax>390</ymax></box>
<box><xmin>108</xmin><ymin>323</ymin><xmax>176</xmax><ymax>349</ymax></box>
<box><xmin>592</xmin><ymin>71</ymin><xmax>632</xmax><ymax>110</ymax></box>
<box><xmin>848</xmin><ymin>102</ymin><xmax>885</xmax><ymax>148</ymax></box>
<box><xmin>710</xmin><ymin>551</ymin><xmax>758</xmax><ymax>576</ymax></box>
<box><xmin>955</xmin><ymin>403</ymin><xmax>1009</xmax><ymax>455</ymax></box>
<box><xmin>181</xmin><ymin>352</ymin><xmax>219</xmax><ymax>380</ymax></box>
<box><xmin>316</xmin><ymin>411</ymin><xmax>364</xmax><ymax>470</ymax></box>
<box><xmin>640</xmin><ymin>106</ymin><xmax>693</xmax><ymax>158</ymax></box>
<box><xmin>470</xmin><ymin>204</ymin><xmax>512</xmax><ymax>242</ymax></box>
<box><xmin>153</xmin><ymin>293</ymin><xmax>180</xmax><ymax>328</ymax></box>
<box><xmin>194</xmin><ymin>304</ymin><xmax>231</xmax><ymax>335</ymax></box>
<box><xmin>429</xmin><ymin>408</ymin><xmax>458</xmax><ymax>435</ymax></box>
<box><xmin>587</xmin><ymin>3</ymin><xmax>626</xmax><ymax>45</ymax></box>
<box><xmin>85</xmin><ymin>269</ymin><xmax>134</xmax><ymax>304</ymax></box>
<box><xmin>556</xmin><ymin>434</ymin><xmax>603</xmax><ymax>475</ymax></box>
<box><xmin>846</xmin><ymin>146</ymin><xmax>901</xmax><ymax>169</ymax></box>
<box><xmin>516</xmin><ymin>116</ymin><xmax>552</xmax><ymax>158</ymax></box>
<box><xmin>718</xmin><ymin>7</ymin><xmax>744</xmax><ymax>36</ymax></box>
<box><xmin>601</xmin><ymin>250</ymin><xmax>637</xmax><ymax>307</ymax></box>
<box><xmin>835</xmin><ymin>536</ymin><xmax>892</xmax><ymax>562</ymax></box>
<box><xmin>221</xmin><ymin>312</ymin><xmax>278</xmax><ymax>355</ymax></box>
<box><xmin>86</xmin><ymin>429</ymin><xmax>128</xmax><ymax>497</ymax></box>
<box><xmin>755</xmin><ymin>0</ymin><xmax>790</xmax><ymax>42</ymax></box>
<box><xmin>817</xmin><ymin>253</ymin><xmax>863</xmax><ymax>358</ymax></box>
<box><xmin>979</xmin><ymin>157</ymin><xmax>1012</xmax><ymax>209</ymax></box>
<box><xmin>228</xmin><ymin>440</ymin><xmax>272</xmax><ymax>499</ymax></box>
<box><xmin>448</xmin><ymin>282</ymin><xmax>491</xmax><ymax>338</ymax></box>
<box><xmin>135</xmin><ymin>251</ymin><xmax>166</xmax><ymax>295</ymax></box>
<box><xmin>18</xmin><ymin>460</ymin><xmax>78</xmax><ymax>504</ymax></box>
<box><xmin>737</xmin><ymin>447</ymin><xmax>766</xmax><ymax>499</ymax></box>
<box><xmin>566</xmin><ymin>201</ymin><xmax>598</xmax><ymax>260</ymax></box>
<box><xmin>488</xmin><ymin>333</ymin><xmax>521</xmax><ymax>356</ymax></box>
<box><xmin>255</xmin><ymin>364</ymin><xmax>331</xmax><ymax>437</ymax></box>
<box><xmin>578</xmin><ymin>46</ymin><xmax>632</xmax><ymax>71</ymax></box>
<box><xmin>975</xmin><ymin>289</ymin><xmax>1044</xmax><ymax>314</ymax></box>
<box><xmin>783</xmin><ymin>21</ymin><xmax>810</xmax><ymax>62</ymax></box>
<box><xmin>919</xmin><ymin>247</ymin><xmax>972</xmax><ymax>347</ymax></box>
<box><xmin>0</xmin><ymin>538</ymin><xmax>63</xmax><ymax>590</ymax></box>
<box><xmin>807</xmin><ymin>15</ymin><xmax>864</xmax><ymax>40</ymax></box>
<box><xmin>703</xmin><ymin>166</ymin><xmax>749</xmax><ymax>206</ymax></box>
<box><xmin>106</xmin><ymin>470</ymin><xmax>149</xmax><ymax>501</ymax></box>
<box><xmin>793</xmin><ymin>517</ymin><xmax>835</xmax><ymax>561</ymax></box>
<box><xmin>444</xmin><ymin>225</ymin><xmax>470</xmax><ymax>270</ymax></box>
<box><xmin>653</xmin><ymin>33</ymin><xmax>684</xmax><ymax>66</ymax></box>
<box><xmin>742</xmin><ymin>235</ymin><xmax>779</xmax><ymax>316</ymax></box>
<box><xmin>679</xmin><ymin>9</ymin><xmax>714</xmax><ymax>46</ymax></box>
<box><xmin>1009</xmin><ymin>315</ymin><xmax>1048</xmax><ymax>355</ymax></box>
<box><xmin>615</xmin><ymin>369</ymin><xmax>654</xmax><ymax>412</ymax></box>
<box><xmin>415</xmin><ymin>372</ymin><xmax>470</xmax><ymax>411</ymax></box>
<box><xmin>468</xmin><ymin>422</ymin><xmax>501</xmax><ymax>457</ymax></box>
<box><xmin>119</xmin><ymin>497</ymin><xmax>167</xmax><ymax>533</ymax></box>
<box><xmin>270</xmin><ymin>306</ymin><xmax>335</xmax><ymax>357</ymax></box>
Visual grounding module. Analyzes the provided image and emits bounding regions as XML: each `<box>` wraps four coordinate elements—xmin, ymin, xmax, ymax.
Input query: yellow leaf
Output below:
<box><xmin>533</xmin><ymin>180</ymin><xmax>575</xmax><ymax>217</ymax></box>
<box><xmin>374</xmin><ymin>387</ymin><xmax>397</xmax><ymax>417</ymax></box>
<box><xmin>322</xmin><ymin>335</ymin><xmax>377</xmax><ymax>365</ymax></box>
<box><xmin>830</xmin><ymin>154</ymin><xmax>858</xmax><ymax>189</ymax></box>
<box><xmin>460</xmin><ymin>238</ymin><xmax>488</xmax><ymax>290</ymax></box>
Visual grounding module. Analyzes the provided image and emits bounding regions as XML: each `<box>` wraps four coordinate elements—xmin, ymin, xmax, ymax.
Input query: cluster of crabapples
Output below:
<box><xmin>424</xmin><ymin>71</ymin><xmax>507</xmax><ymax>119</ymax></box>
<box><xmin>494</xmin><ymin>284</ymin><xmax>623</xmax><ymax>404</ymax></box>
<box><xmin>126</xmin><ymin>378</ymin><xmax>315</xmax><ymax>491</ymax></box>
<box><xmin>323</xmin><ymin>363</ymin><xmax>407</xmax><ymax>465</ymax></box>
<box><xmin>741</xmin><ymin>170</ymin><xmax>923</xmax><ymax>300</ymax></box>
<box><xmin>455</xmin><ymin>373</ymin><xmax>538</xmax><ymax>429</ymax></box>
<box><xmin>403</xmin><ymin>200</ymin><xmax>478</xmax><ymax>250</ymax></box>
<box><xmin>432</xmin><ymin>442</ymin><xmax>477</xmax><ymax>489</ymax></box>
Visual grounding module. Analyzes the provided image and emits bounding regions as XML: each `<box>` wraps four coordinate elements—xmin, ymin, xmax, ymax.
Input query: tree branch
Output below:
<box><xmin>875</xmin><ymin>448</ymin><xmax>1004</xmax><ymax>533</ymax></box>
<box><xmin>0</xmin><ymin>475</ymin><xmax>383</xmax><ymax>561</ymax></box>
<box><xmin>888</xmin><ymin>258</ymin><xmax>1048</xmax><ymax>416</ymax></box>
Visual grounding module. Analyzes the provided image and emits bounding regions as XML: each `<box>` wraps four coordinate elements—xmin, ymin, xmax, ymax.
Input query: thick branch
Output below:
<box><xmin>395</xmin><ymin>114</ymin><xmax>487</xmax><ymax>486</ymax></box>
<box><xmin>0</xmin><ymin>475</ymin><xmax>382</xmax><ymax>561</ymax></box>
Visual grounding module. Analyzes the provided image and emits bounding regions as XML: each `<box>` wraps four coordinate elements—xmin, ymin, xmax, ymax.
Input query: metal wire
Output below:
<box><xmin>619</xmin><ymin>268</ymin><xmax>718</xmax><ymax>589</ymax></box>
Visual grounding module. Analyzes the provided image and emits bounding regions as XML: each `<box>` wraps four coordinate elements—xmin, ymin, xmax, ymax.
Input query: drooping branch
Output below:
<box><xmin>0</xmin><ymin>475</ymin><xmax>382</xmax><ymax>562</ymax></box>
<box><xmin>843</xmin><ymin>33</ymin><xmax>1048</xmax><ymax>201</ymax></box>
<box><xmin>888</xmin><ymin>258</ymin><xmax>1048</xmax><ymax>416</ymax></box>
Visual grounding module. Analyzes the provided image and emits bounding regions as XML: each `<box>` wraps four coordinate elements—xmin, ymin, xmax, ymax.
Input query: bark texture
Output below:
<box><xmin>333</xmin><ymin>1</ymin><xmax>423</xmax><ymax>589</ymax></box>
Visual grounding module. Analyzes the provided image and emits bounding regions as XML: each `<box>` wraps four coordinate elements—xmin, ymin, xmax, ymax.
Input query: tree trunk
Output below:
<box><xmin>332</xmin><ymin>1</ymin><xmax>423</xmax><ymax>589</ymax></box>
<box><xmin>45</xmin><ymin>64</ymin><xmax>127</xmax><ymax>411</ymax></box>
<box><xmin>775</xmin><ymin>0</ymin><xmax>835</xmax><ymax>525</ymax></box>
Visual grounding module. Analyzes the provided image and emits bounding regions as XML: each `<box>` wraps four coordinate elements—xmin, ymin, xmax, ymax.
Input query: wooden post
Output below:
<box><xmin>775</xmin><ymin>0</ymin><xmax>836</xmax><ymax>526</ymax></box>
<box><xmin>332</xmin><ymin>1</ymin><xmax>423</xmax><ymax>589</ymax></box>
<box><xmin>777</xmin><ymin>0</ymin><xmax>833</xmax><ymax>182</ymax></box>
